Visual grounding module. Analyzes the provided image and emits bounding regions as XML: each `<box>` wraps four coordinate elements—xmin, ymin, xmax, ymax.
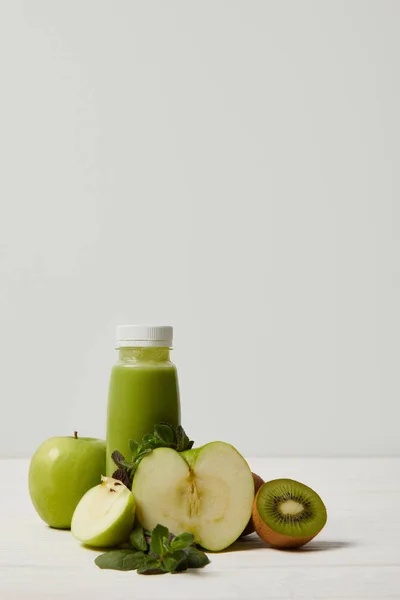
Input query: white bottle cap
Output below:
<box><xmin>116</xmin><ymin>325</ymin><xmax>173</xmax><ymax>348</ymax></box>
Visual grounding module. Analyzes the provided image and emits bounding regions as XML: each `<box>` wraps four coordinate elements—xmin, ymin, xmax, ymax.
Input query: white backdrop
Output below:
<box><xmin>0</xmin><ymin>1</ymin><xmax>399</xmax><ymax>458</ymax></box>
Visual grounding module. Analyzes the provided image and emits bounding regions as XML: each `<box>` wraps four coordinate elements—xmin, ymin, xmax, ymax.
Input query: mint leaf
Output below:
<box><xmin>174</xmin><ymin>560</ymin><xmax>189</xmax><ymax>572</ymax></box>
<box><xmin>154</xmin><ymin>423</ymin><xmax>176</xmax><ymax>445</ymax></box>
<box><xmin>162</xmin><ymin>537</ymin><xmax>172</xmax><ymax>554</ymax></box>
<box><xmin>142</xmin><ymin>433</ymin><xmax>157</xmax><ymax>446</ymax></box>
<box><xmin>111</xmin><ymin>450</ymin><xmax>135</xmax><ymax>488</ymax></box>
<box><xmin>150</xmin><ymin>524</ymin><xmax>170</xmax><ymax>557</ymax></box>
<box><xmin>145</xmin><ymin>436</ymin><xmax>166</xmax><ymax>450</ymax></box>
<box><xmin>130</xmin><ymin>527</ymin><xmax>148</xmax><ymax>552</ymax></box>
<box><xmin>171</xmin><ymin>532</ymin><xmax>195</xmax><ymax>551</ymax></box>
<box><xmin>176</xmin><ymin>425</ymin><xmax>194</xmax><ymax>451</ymax></box>
<box><xmin>129</xmin><ymin>439</ymin><xmax>139</xmax><ymax>458</ymax></box>
<box><xmin>185</xmin><ymin>547</ymin><xmax>210</xmax><ymax>569</ymax></box>
<box><xmin>173</xmin><ymin>555</ymin><xmax>189</xmax><ymax>573</ymax></box>
<box><xmin>95</xmin><ymin>550</ymin><xmax>145</xmax><ymax>571</ymax></box>
<box><xmin>137</xmin><ymin>557</ymin><xmax>165</xmax><ymax>575</ymax></box>
<box><xmin>162</xmin><ymin>555</ymin><xmax>178</xmax><ymax>572</ymax></box>
<box><xmin>111</xmin><ymin>450</ymin><xmax>125</xmax><ymax>468</ymax></box>
<box><xmin>111</xmin><ymin>468</ymin><xmax>131</xmax><ymax>488</ymax></box>
<box><xmin>163</xmin><ymin>550</ymin><xmax>188</xmax><ymax>573</ymax></box>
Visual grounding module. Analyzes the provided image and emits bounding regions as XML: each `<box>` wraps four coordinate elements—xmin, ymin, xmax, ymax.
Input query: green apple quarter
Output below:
<box><xmin>28</xmin><ymin>434</ymin><xmax>106</xmax><ymax>529</ymax></box>
<box><xmin>132</xmin><ymin>441</ymin><xmax>254</xmax><ymax>551</ymax></box>
<box><xmin>71</xmin><ymin>476</ymin><xmax>136</xmax><ymax>547</ymax></box>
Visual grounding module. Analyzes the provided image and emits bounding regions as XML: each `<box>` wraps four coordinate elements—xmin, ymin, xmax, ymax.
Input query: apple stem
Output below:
<box><xmin>74</xmin><ymin>431</ymin><xmax>78</xmax><ymax>439</ymax></box>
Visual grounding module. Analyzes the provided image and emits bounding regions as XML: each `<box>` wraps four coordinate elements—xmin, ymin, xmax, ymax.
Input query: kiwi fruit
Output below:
<box><xmin>240</xmin><ymin>473</ymin><xmax>265</xmax><ymax>536</ymax></box>
<box><xmin>252</xmin><ymin>478</ymin><xmax>327</xmax><ymax>549</ymax></box>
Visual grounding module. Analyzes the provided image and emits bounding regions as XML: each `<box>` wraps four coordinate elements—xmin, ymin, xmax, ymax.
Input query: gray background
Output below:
<box><xmin>0</xmin><ymin>1</ymin><xmax>399</xmax><ymax>458</ymax></box>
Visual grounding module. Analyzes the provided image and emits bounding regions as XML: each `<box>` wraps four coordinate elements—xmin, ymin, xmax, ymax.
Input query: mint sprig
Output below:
<box><xmin>95</xmin><ymin>524</ymin><xmax>210</xmax><ymax>575</ymax></box>
<box><xmin>111</xmin><ymin>423</ymin><xmax>194</xmax><ymax>489</ymax></box>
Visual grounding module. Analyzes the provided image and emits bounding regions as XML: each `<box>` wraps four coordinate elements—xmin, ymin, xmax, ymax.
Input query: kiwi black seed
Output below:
<box><xmin>252</xmin><ymin>478</ymin><xmax>327</xmax><ymax>549</ymax></box>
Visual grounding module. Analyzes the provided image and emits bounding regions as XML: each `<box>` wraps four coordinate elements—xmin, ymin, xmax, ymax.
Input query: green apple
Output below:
<box><xmin>71</xmin><ymin>476</ymin><xmax>135</xmax><ymax>547</ymax></box>
<box><xmin>132</xmin><ymin>441</ymin><xmax>254</xmax><ymax>551</ymax></box>
<box><xmin>28</xmin><ymin>433</ymin><xmax>106</xmax><ymax>529</ymax></box>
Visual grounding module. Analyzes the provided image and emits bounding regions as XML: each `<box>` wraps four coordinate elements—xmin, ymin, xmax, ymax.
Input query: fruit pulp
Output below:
<box><xmin>71</xmin><ymin>476</ymin><xmax>135</xmax><ymax>547</ymax></box>
<box><xmin>132</xmin><ymin>442</ymin><xmax>254</xmax><ymax>551</ymax></box>
<box><xmin>256</xmin><ymin>478</ymin><xmax>327</xmax><ymax>538</ymax></box>
<box><xmin>106</xmin><ymin>347</ymin><xmax>180</xmax><ymax>476</ymax></box>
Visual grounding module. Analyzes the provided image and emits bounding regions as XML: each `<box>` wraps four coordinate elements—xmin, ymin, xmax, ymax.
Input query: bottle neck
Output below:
<box><xmin>117</xmin><ymin>346</ymin><xmax>171</xmax><ymax>363</ymax></box>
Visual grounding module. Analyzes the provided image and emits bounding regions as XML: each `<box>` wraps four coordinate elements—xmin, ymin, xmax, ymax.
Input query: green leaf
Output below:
<box><xmin>111</xmin><ymin>450</ymin><xmax>125</xmax><ymax>467</ymax></box>
<box><xmin>185</xmin><ymin>547</ymin><xmax>210</xmax><ymax>569</ymax></box>
<box><xmin>111</xmin><ymin>468</ymin><xmax>131</xmax><ymax>489</ymax></box>
<box><xmin>95</xmin><ymin>550</ymin><xmax>145</xmax><ymax>571</ymax></box>
<box><xmin>154</xmin><ymin>423</ymin><xmax>176</xmax><ymax>445</ymax></box>
<box><xmin>146</xmin><ymin>437</ymin><xmax>166</xmax><ymax>450</ymax></box>
<box><xmin>129</xmin><ymin>527</ymin><xmax>148</xmax><ymax>552</ymax></box>
<box><xmin>176</xmin><ymin>425</ymin><xmax>194</xmax><ymax>451</ymax></box>
<box><xmin>121</xmin><ymin>460</ymin><xmax>134</xmax><ymax>470</ymax></box>
<box><xmin>174</xmin><ymin>555</ymin><xmax>189</xmax><ymax>573</ymax></box>
<box><xmin>137</xmin><ymin>557</ymin><xmax>165</xmax><ymax>575</ymax></box>
<box><xmin>129</xmin><ymin>439</ymin><xmax>139</xmax><ymax>458</ymax></box>
<box><xmin>163</xmin><ymin>550</ymin><xmax>188</xmax><ymax>573</ymax></box>
<box><xmin>170</xmin><ymin>532</ymin><xmax>195</xmax><ymax>551</ymax></box>
<box><xmin>174</xmin><ymin>555</ymin><xmax>189</xmax><ymax>572</ymax></box>
<box><xmin>150</xmin><ymin>524</ymin><xmax>170</xmax><ymax>557</ymax></box>
<box><xmin>162</xmin><ymin>537</ymin><xmax>172</xmax><ymax>554</ymax></box>
<box><xmin>142</xmin><ymin>434</ymin><xmax>157</xmax><ymax>446</ymax></box>
<box><xmin>162</xmin><ymin>555</ymin><xmax>178</xmax><ymax>572</ymax></box>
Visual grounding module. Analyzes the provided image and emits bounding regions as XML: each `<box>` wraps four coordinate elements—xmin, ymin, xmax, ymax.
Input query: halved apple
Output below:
<box><xmin>71</xmin><ymin>476</ymin><xmax>135</xmax><ymax>547</ymax></box>
<box><xmin>131</xmin><ymin>441</ymin><xmax>254</xmax><ymax>551</ymax></box>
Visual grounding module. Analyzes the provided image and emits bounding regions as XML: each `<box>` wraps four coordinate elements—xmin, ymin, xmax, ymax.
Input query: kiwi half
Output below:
<box><xmin>253</xmin><ymin>478</ymin><xmax>327</xmax><ymax>549</ymax></box>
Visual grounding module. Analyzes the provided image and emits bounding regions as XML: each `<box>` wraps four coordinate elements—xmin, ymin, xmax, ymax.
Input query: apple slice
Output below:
<box><xmin>71</xmin><ymin>476</ymin><xmax>135</xmax><ymax>547</ymax></box>
<box><xmin>132</xmin><ymin>441</ymin><xmax>254</xmax><ymax>551</ymax></box>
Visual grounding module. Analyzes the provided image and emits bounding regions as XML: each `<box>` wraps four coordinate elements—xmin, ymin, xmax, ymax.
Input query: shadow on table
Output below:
<box><xmin>210</xmin><ymin>535</ymin><xmax>355</xmax><ymax>554</ymax></box>
<box><xmin>281</xmin><ymin>540</ymin><xmax>355</xmax><ymax>553</ymax></box>
<box><xmin>65</xmin><ymin>528</ymin><xmax>354</xmax><ymax>555</ymax></box>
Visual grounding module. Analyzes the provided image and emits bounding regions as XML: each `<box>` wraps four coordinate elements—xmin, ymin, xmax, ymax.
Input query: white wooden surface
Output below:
<box><xmin>1</xmin><ymin>458</ymin><xmax>399</xmax><ymax>600</ymax></box>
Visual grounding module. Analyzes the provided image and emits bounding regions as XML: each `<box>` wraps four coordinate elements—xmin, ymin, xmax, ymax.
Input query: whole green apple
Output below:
<box><xmin>28</xmin><ymin>432</ymin><xmax>106</xmax><ymax>529</ymax></box>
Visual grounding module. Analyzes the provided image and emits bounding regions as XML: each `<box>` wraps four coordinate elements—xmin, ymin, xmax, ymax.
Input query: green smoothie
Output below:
<box><xmin>106</xmin><ymin>340</ymin><xmax>180</xmax><ymax>476</ymax></box>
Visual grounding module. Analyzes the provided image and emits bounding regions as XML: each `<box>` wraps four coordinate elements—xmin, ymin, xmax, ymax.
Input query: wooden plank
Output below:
<box><xmin>1</xmin><ymin>458</ymin><xmax>399</xmax><ymax>599</ymax></box>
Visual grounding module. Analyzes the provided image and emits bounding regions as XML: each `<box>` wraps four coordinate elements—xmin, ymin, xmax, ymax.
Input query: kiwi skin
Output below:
<box><xmin>240</xmin><ymin>473</ymin><xmax>265</xmax><ymax>537</ymax></box>
<box><xmin>252</xmin><ymin>482</ymin><xmax>327</xmax><ymax>549</ymax></box>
